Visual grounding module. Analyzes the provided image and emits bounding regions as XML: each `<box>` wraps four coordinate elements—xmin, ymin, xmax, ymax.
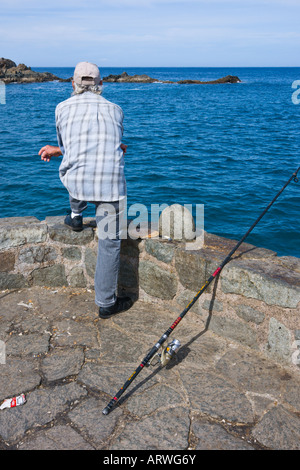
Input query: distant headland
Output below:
<box><xmin>0</xmin><ymin>58</ymin><xmax>71</xmax><ymax>84</ymax></box>
<box><xmin>0</xmin><ymin>58</ymin><xmax>241</xmax><ymax>85</ymax></box>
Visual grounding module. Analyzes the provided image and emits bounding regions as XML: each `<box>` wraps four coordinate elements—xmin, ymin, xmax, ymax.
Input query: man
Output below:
<box><xmin>39</xmin><ymin>61</ymin><xmax>132</xmax><ymax>318</ymax></box>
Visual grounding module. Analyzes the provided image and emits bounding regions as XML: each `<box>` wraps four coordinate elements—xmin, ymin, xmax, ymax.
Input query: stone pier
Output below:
<box><xmin>0</xmin><ymin>215</ymin><xmax>299</xmax><ymax>450</ymax></box>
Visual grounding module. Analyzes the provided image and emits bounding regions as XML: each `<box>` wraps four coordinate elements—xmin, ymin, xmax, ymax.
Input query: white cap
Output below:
<box><xmin>73</xmin><ymin>61</ymin><xmax>101</xmax><ymax>86</ymax></box>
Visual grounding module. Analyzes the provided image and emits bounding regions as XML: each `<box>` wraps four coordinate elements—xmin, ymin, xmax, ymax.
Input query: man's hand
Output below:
<box><xmin>120</xmin><ymin>143</ymin><xmax>127</xmax><ymax>155</ymax></box>
<box><xmin>39</xmin><ymin>145</ymin><xmax>62</xmax><ymax>162</ymax></box>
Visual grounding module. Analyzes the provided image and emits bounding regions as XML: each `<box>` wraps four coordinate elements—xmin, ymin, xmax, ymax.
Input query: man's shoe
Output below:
<box><xmin>64</xmin><ymin>214</ymin><xmax>83</xmax><ymax>232</ymax></box>
<box><xmin>99</xmin><ymin>296</ymin><xmax>133</xmax><ymax>319</ymax></box>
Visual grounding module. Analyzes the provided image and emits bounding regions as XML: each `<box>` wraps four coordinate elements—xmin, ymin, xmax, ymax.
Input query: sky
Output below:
<box><xmin>1</xmin><ymin>0</ymin><xmax>300</xmax><ymax>67</ymax></box>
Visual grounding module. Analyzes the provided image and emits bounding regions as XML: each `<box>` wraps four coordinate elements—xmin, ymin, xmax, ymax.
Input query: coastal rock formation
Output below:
<box><xmin>102</xmin><ymin>71</ymin><xmax>241</xmax><ymax>84</ymax></box>
<box><xmin>0</xmin><ymin>58</ymin><xmax>71</xmax><ymax>84</ymax></box>
<box><xmin>1</xmin><ymin>59</ymin><xmax>241</xmax><ymax>85</ymax></box>
<box><xmin>177</xmin><ymin>75</ymin><xmax>241</xmax><ymax>84</ymax></box>
<box><xmin>103</xmin><ymin>71</ymin><xmax>160</xmax><ymax>83</ymax></box>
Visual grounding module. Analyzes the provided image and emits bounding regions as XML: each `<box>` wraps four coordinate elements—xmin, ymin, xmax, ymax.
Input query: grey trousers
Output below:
<box><xmin>70</xmin><ymin>195</ymin><xmax>125</xmax><ymax>308</ymax></box>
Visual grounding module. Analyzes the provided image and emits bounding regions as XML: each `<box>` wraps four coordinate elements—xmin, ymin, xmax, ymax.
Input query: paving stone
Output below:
<box><xmin>41</xmin><ymin>347</ymin><xmax>85</xmax><ymax>382</ymax></box>
<box><xmin>208</xmin><ymin>315</ymin><xmax>258</xmax><ymax>349</ymax></box>
<box><xmin>0</xmin><ymin>382</ymin><xmax>87</xmax><ymax>442</ymax></box>
<box><xmin>192</xmin><ymin>418</ymin><xmax>254</xmax><ymax>450</ymax></box>
<box><xmin>282</xmin><ymin>376</ymin><xmax>300</xmax><ymax>412</ymax></box>
<box><xmin>0</xmin><ymin>357</ymin><xmax>41</xmax><ymax>401</ymax></box>
<box><xmin>252</xmin><ymin>405</ymin><xmax>300</xmax><ymax>450</ymax></box>
<box><xmin>52</xmin><ymin>319</ymin><xmax>99</xmax><ymax>348</ymax></box>
<box><xmin>68</xmin><ymin>397</ymin><xmax>122</xmax><ymax>448</ymax></box>
<box><xmin>78</xmin><ymin>362</ymin><xmax>159</xmax><ymax>397</ymax></box>
<box><xmin>0</xmin><ymin>287</ymin><xmax>300</xmax><ymax>450</ymax></box>
<box><xmin>179</xmin><ymin>368</ymin><xmax>254</xmax><ymax>423</ymax></box>
<box><xmin>215</xmin><ymin>348</ymin><xmax>287</xmax><ymax>397</ymax></box>
<box><xmin>110</xmin><ymin>407</ymin><xmax>190</xmax><ymax>450</ymax></box>
<box><xmin>176</xmin><ymin>331</ymin><xmax>227</xmax><ymax>366</ymax></box>
<box><xmin>126</xmin><ymin>383</ymin><xmax>185</xmax><ymax>417</ymax></box>
<box><xmin>97</xmin><ymin>324</ymin><xmax>147</xmax><ymax>363</ymax></box>
<box><xmin>6</xmin><ymin>332</ymin><xmax>50</xmax><ymax>357</ymax></box>
<box><xmin>18</xmin><ymin>424</ymin><xmax>94</xmax><ymax>450</ymax></box>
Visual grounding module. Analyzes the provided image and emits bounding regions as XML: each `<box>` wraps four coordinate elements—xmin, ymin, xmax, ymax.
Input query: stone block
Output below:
<box><xmin>62</xmin><ymin>246</ymin><xmax>82</xmax><ymax>261</ymax></box>
<box><xmin>31</xmin><ymin>265</ymin><xmax>67</xmax><ymax>287</ymax></box>
<box><xmin>208</xmin><ymin>315</ymin><xmax>258</xmax><ymax>348</ymax></box>
<box><xmin>49</xmin><ymin>224</ymin><xmax>94</xmax><ymax>245</ymax></box>
<box><xmin>234</xmin><ymin>304</ymin><xmax>265</xmax><ymax>324</ymax></box>
<box><xmin>145</xmin><ymin>238</ymin><xmax>175</xmax><ymax>263</ymax></box>
<box><xmin>175</xmin><ymin>249</ymin><xmax>207</xmax><ymax>291</ymax></box>
<box><xmin>267</xmin><ymin>318</ymin><xmax>292</xmax><ymax>364</ymax></box>
<box><xmin>0</xmin><ymin>251</ymin><xmax>15</xmax><ymax>272</ymax></box>
<box><xmin>0</xmin><ymin>216</ymin><xmax>40</xmax><ymax>226</ymax></box>
<box><xmin>139</xmin><ymin>260</ymin><xmax>178</xmax><ymax>299</ymax></box>
<box><xmin>204</xmin><ymin>231</ymin><xmax>277</xmax><ymax>259</ymax></box>
<box><xmin>85</xmin><ymin>247</ymin><xmax>97</xmax><ymax>278</ymax></box>
<box><xmin>18</xmin><ymin>245</ymin><xmax>58</xmax><ymax>264</ymax></box>
<box><xmin>159</xmin><ymin>204</ymin><xmax>195</xmax><ymax>241</ymax></box>
<box><xmin>0</xmin><ymin>223</ymin><xmax>47</xmax><ymax>250</ymax></box>
<box><xmin>118</xmin><ymin>259</ymin><xmax>138</xmax><ymax>289</ymax></box>
<box><xmin>68</xmin><ymin>266</ymin><xmax>86</xmax><ymax>287</ymax></box>
<box><xmin>0</xmin><ymin>272</ymin><xmax>28</xmax><ymax>289</ymax></box>
<box><xmin>221</xmin><ymin>259</ymin><xmax>300</xmax><ymax>308</ymax></box>
<box><xmin>121</xmin><ymin>238</ymin><xmax>142</xmax><ymax>257</ymax></box>
<box><xmin>175</xmin><ymin>248</ymin><xmax>222</xmax><ymax>292</ymax></box>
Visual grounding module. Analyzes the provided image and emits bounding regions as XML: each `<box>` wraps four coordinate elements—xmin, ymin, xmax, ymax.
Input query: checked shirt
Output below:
<box><xmin>56</xmin><ymin>91</ymin><xmax>126</xmax><ymax>202</ymax></box>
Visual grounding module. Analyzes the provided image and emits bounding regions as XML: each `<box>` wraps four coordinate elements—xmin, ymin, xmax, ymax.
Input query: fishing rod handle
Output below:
<box><xmin>102</xmin><ymin>398</ymin><xmax>117</xmax><ymax>415</ymax></box>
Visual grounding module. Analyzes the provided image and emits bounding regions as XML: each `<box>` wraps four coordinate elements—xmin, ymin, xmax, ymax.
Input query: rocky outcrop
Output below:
<box><xmin>0</xmin><ymin>58</ymin><xmax>71</xmax><ymax>84</ymax></box>
<box><xmin>103</xmin><ymin>71</ymin><xmax>241</xmax><ymax>84</ymax></box>
<box><xmin>103</xmin><ymin>71</ymin><xmax>160</xmax><ymax>83</ymax></box>
<box><xmin>0</xmin><ymin>59</ymin><xmax>241</xmax><ymax>85</ymax></box>
<box><xmin>177</xmin><ymin>75</ymin><xmax>241</xmax><ymax>84</ymax></box>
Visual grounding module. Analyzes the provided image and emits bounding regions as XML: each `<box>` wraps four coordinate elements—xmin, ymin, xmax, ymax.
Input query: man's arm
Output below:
<box><xmin>38</xmin><ymin>145</ymin><xmax>62</xmax><ymax>162</ymax></box>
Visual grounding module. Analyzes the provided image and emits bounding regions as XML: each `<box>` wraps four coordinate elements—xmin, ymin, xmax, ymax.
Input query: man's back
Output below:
<box><xmin>56</xmin><ymin>92</ymin><xmax>126</xmax><ymax>202</ymax></box>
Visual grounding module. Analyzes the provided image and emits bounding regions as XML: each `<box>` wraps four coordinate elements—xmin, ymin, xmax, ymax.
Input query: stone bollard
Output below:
<box><xmin>158</xmin><ymin>204</ymin><xmax>196</xmax><ymax>241</ymax></box>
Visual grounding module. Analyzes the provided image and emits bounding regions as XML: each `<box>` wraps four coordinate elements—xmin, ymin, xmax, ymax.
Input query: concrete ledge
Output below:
<box><xmin>0</xmin><ymin>215</ymin><xmax>299</xmax><ymax>372</ymax></box>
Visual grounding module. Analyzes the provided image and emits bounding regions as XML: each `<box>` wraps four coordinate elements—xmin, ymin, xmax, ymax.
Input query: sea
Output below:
<box><xmin>0</xmin><ymin>67</ymin><xmax>299</xmax><ymax>257</ymax></box>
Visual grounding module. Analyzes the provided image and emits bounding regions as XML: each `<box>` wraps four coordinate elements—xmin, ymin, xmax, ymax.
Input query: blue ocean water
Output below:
<box><xmin>0</xmin><ymin>67</ymin><xmax>299</xmax><ymax>257</ymax></box>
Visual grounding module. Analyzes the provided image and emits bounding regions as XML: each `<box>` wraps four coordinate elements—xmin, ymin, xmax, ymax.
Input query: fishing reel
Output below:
<box><xmin>148</xmin><ymin>339</ymin><xmax>181</xmax><ymax>367</ymax></box>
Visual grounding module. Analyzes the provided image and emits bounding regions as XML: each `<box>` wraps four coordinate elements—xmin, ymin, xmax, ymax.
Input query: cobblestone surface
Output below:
<box><xmin>0</xmin><ymin>287</ymin><xmax>299</xmax><ymax>450</ymax></box>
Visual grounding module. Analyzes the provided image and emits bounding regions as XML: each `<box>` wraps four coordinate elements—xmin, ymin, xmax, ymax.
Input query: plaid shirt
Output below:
<box><xmin>56</xmin><ymin>92</ymin><xmax>126</xmax><ymax>202</ymax></box>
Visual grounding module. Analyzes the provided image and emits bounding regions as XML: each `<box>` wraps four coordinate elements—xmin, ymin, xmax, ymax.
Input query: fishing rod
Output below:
<box><xmin>102</xmin><ymin>165</ymin><xmax>300</xmax><ymax>415</ymax></box>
